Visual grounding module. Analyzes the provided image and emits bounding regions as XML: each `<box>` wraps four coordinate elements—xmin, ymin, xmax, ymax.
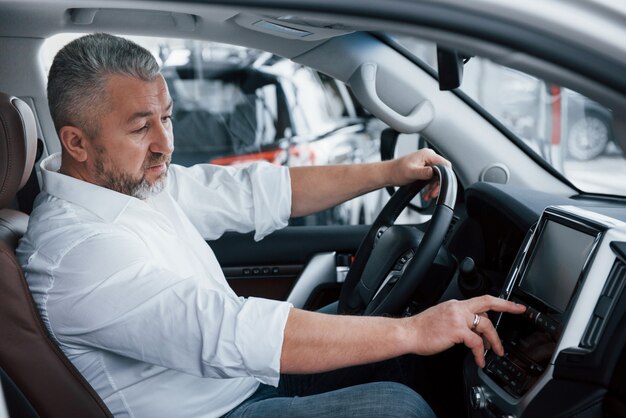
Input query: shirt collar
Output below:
<box><xmin>40</xmin><ymin>153</ymin><xmax>136</xmax><ymax>222</ymax></box>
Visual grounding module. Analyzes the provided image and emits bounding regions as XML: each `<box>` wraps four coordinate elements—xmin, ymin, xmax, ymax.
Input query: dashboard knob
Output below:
<box><xmin>470</xmin><ymin>386</ymin><xmax>487</xmax><ymax>410</ymax></box>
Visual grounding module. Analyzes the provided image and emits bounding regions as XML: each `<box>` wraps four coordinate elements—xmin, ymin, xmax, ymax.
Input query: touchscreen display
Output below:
<box><xmin>520</xmin><ymin>220</ymin><xmax>596</xmax><ymax>312</ymax></box>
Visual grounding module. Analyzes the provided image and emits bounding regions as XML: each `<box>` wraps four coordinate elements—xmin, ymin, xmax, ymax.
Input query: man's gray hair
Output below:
<box><xmin>47</xmin><ymin>33</ymin><xmax>160</xmax><ymax>139</ymax></box>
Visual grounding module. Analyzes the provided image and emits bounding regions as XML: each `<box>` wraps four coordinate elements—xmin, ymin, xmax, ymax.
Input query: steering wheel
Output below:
<box><xmin>338</xmin><ymin>164</ymin><xmax>457</xmax><ymax>316</ymax></box>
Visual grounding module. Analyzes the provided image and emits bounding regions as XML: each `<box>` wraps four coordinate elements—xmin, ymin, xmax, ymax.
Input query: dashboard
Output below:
<box><xmin>460</xmin><ymin>183</ymin><xmax>626</xmax><ymax>418</ymax></box>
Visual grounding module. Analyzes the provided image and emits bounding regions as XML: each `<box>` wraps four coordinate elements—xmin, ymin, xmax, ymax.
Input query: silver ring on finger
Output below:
<box><xmin>471</xmin><ymin>313</ymin><xmax>481</xmax><ymax>331</ymax></box>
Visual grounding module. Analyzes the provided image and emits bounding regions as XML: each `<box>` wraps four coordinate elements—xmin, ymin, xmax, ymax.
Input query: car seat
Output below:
<box><xmin>0</xmin><ymin>92</ymin><xmax>113</xmax><ymax>417</ymax></box>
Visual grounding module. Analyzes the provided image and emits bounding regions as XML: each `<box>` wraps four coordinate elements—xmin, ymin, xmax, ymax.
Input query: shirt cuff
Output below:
<box><xmin>249</xmin><ymin>163</ymin><xmax>291</xmax><ymax>241</ymax></box>
<box><xmin>234</xmin><ymin>297</ymin><xmax>293</xmax><ymax>386</ymax></box>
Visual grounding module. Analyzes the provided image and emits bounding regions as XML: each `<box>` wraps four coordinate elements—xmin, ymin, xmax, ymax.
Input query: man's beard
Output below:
<box><xmin>94</xmin><ymin>150</ymin><xmax>171</xmax><ymax>199</ymax></box>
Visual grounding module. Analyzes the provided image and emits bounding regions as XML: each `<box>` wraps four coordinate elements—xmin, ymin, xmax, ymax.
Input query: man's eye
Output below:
<box><xmin>133</xmin><ymin>125</ymin><xmax>148</xmax><ymax>134</ymax></box>
<box><xmin>162</xmin><ymin>115</ymin><xmax>173</xmax><ymax>123</ymax></box>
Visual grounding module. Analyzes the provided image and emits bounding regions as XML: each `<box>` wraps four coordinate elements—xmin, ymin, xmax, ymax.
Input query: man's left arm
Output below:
<box><xmin>289</xmin><ymin>148</ymin><xmax>450</xmax><ymax>218</ymax></box>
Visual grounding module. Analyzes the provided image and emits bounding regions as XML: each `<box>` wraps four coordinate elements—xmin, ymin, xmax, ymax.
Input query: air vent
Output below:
<box><xmin>580</xmin><ymin>259</ymin><xmax>626</xmax><ymax>349</ymax></box>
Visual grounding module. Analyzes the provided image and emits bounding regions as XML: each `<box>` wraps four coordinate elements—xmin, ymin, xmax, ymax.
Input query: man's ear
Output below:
<box><xmin>59</xmin><ymin>126</ymin><xmax>90</xmax><ymax>162</ymax></box>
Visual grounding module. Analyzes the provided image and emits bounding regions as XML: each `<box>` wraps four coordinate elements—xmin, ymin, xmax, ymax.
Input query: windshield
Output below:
<box><xmin>392</xmin><ymin>36</ymin><xmax>626</xmax><ymax>197</ymax></box>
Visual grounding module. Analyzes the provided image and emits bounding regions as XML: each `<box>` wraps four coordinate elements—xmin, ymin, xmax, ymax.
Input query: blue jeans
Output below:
<box><xmin>224</xmin><ymin>358</ymin><xmax>436</xmax><ymax>417</ymax></box>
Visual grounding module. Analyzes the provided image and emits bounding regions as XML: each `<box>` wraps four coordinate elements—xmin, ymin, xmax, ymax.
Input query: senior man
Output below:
<box><xmin>18</xmin><ymin>33</ymin><xmax>524</xmax><ymax>417</ymax></box>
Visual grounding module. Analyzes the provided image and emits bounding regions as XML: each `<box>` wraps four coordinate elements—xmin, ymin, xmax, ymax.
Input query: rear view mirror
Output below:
<box><xmin>437</xmin><ymin>46</ymin><xmax>470</xmax><ymax>91</ymax></box>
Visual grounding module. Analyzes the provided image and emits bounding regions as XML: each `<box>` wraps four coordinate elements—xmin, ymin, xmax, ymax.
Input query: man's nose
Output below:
<box><xmin>150</xmin><ymin>123</ymin><xmax>174</xmax><ymax>155</ymax></box>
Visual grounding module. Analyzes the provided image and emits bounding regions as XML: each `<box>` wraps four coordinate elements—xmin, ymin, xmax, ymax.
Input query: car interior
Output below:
<box><xmin>1</xmin><ymin>1</ymin><xmax>626</xmax><ymax>417</ymax></box>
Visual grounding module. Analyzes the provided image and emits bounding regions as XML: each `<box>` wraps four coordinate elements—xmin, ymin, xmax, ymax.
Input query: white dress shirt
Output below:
<box><xmin>17</xmin><ymin>153</ymin><xmax>294</xmax><ymax>418</ymax></box>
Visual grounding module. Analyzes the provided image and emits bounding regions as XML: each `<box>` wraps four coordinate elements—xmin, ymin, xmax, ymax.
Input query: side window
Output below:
<box><xmin>166</xmin><ymin>73</ymin><xmax>282</xmax><ymax>166</ymax></box>
<box><xmin>161</xmin><ymin>44</ymin><xmax>284</xmax><ymax>166</ymax></box>
<box><xmin>287</xmin><ymin>66</ymin><xmax>346</xmax><ymax>136</ymax></box>
<box><xmin>319</xmin><ymin>76</ymin><xmax>350</xmax><ymax>118</ymax></box>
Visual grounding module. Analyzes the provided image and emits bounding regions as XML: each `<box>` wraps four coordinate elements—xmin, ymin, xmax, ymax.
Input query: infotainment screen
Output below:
<box><xmin>483</xmin><ymin>210</ymin><xmax>603</xmax><ymax>400</ymax></box>
<box><xmin>519</xmin><ymin>220</ymin><xmax>596</xmax><ymax>312</ymax></box>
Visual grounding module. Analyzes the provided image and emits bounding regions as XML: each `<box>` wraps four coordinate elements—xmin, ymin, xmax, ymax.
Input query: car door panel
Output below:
<box><xmin>209</xmin><ymin>225</ymin><xmax>370</xmax><ymax>305</ymax></box>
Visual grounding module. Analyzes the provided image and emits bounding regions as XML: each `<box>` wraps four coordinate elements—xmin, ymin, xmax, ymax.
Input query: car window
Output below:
<box><xmin>286</xmin><ymin>66</ymin><xmax>348</xmax><ymax>136</ymax></box>
<box><xmin>392</xmin><ymin>35</ymin><xmax>626</xmax><ymax>197</ymax></box>
<box><xmin>41</xmin><ymin>34</ymin><xmax>386</xmax><ymax>226</ymax></box>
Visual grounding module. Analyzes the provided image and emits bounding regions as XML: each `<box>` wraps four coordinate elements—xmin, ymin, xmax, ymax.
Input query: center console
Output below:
<box><xmin>464</xmin><ymin>205</ymin><xmax>626</xmax><ymax>417</ymax></box>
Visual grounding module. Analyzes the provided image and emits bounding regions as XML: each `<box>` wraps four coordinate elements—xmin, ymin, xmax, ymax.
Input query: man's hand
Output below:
<box><xmin>405</xmin><ymin>295</ymin><xmax>526</xmax><ymax>367</ymax></box>
<box><xmin>281</xmin><ymin>295</ymin><xmax>525</xmax><ymax>374</ymax></box>
<box><xmin>389</xmin><ymin>148</ymin><xmax>451</xmax><ymax>186</ymax></box>
<box><xmin>388</xmin><ymin>149</ymin><xmax>451</xmax><ymax>202</ymax></box>
<box><xmin>290</xmin><ymin>148</ymin><xmax>451</xmax><ymax>217</ymax></box>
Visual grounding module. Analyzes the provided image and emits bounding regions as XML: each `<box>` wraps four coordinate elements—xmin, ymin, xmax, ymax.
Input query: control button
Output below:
<box><xmin>272</xmin><ymin>267</ymin><xmax>280</xmax><ymax>274</ymax></box>
<box><xmin>243</xmin><ymin>268</ymin><xmax>251</xmax><ymax>275</ymax></box>
<box><xmin>548</xmin><ymin>321</ymin><xmax>559</xmax><ymax>336</ymax></box>
<box><xmin>402</xmin><ymin>249</ymin><xmax>415</xmax><ymax>259</ymax></box>
<box><xmin>470</xmin><ymin>386</ymin><xmax>487</xmax><ymax>410</ymax></box>
<box><xmin>594</xmin><ymin>295</ymin><xmax>612</xmax><ymax>319</ymax></box>
<box><xmin>529</xmin><ymin>363</ymin><xmax>544</xmax><ymax>375</ymax></box>
<box><xmin>262</xmin><ymin>267</ymin><xmax>270</xmax><ymax>275</ymax></box>
<box><xmin>252</xmin><ymin>268</ymin><xmax>260</xmax><ymax>275</ymax></box>
<box><xmin>394</xmin><ymin>250</ymin><xmax>414</xmax><ymax>271</ymax></box>
<box><xmin>388</xmin><ymin>275</ymin><xmax>400</xmax><ymax>285</ymax></box>
<box><xmin>524</xmin><ymin>306</ymin><xmax>541</xmax><ymax>323</ymax></box>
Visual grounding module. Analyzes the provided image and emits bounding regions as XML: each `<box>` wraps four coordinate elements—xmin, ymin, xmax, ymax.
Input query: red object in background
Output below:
<box><xmin>210</xmin><ymin>149</ymin><xmax>285</xmax><ymax>165</ymax></box>
<box><xmin>550</xmin><ymin>84</ymin><xmax>561</xmax><ymax>146</ymax></box>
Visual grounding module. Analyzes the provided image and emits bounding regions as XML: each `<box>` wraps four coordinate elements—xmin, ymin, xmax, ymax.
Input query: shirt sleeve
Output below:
<box><xmin>166</xmin><ymin>162</ymin><xmax>292</xmax><ymax>241</ymax></box>
<box><xmin>47</xmin><ymin>231</ymin><xmax>292</xmax><ymax>386</ymax></box>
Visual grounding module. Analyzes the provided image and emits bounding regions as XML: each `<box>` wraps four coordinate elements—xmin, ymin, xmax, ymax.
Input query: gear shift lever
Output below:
<box><xmin>458</xmin><ymin>257</ymin><xmax>487</xmax><ymax>297</ymax></box>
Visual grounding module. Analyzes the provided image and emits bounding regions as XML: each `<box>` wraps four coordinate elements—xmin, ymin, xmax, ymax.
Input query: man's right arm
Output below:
<box><xmin>280</xmin><ymin>295</ymin><xmax>526</xmax><ymax>373</ymax></box>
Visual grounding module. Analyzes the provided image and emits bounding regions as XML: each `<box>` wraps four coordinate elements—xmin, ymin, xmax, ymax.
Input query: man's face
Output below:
<box><xmin>86</xmin><ymin>73</ymin><xmax>174</xmax><ymax>199</ymax></box>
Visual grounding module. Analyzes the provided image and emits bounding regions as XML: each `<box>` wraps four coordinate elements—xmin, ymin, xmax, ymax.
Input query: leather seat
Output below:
<box><xmin>0</xmin><ymin>92</ymin><xmax>113</xmax><ymax>417</ymax></box>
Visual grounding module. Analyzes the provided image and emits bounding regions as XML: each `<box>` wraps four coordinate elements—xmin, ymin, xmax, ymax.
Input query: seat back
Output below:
<box><xmin>0</xmin><ymin>93</ymin><xmax>113</xmax><ymax>417</ymax></box>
